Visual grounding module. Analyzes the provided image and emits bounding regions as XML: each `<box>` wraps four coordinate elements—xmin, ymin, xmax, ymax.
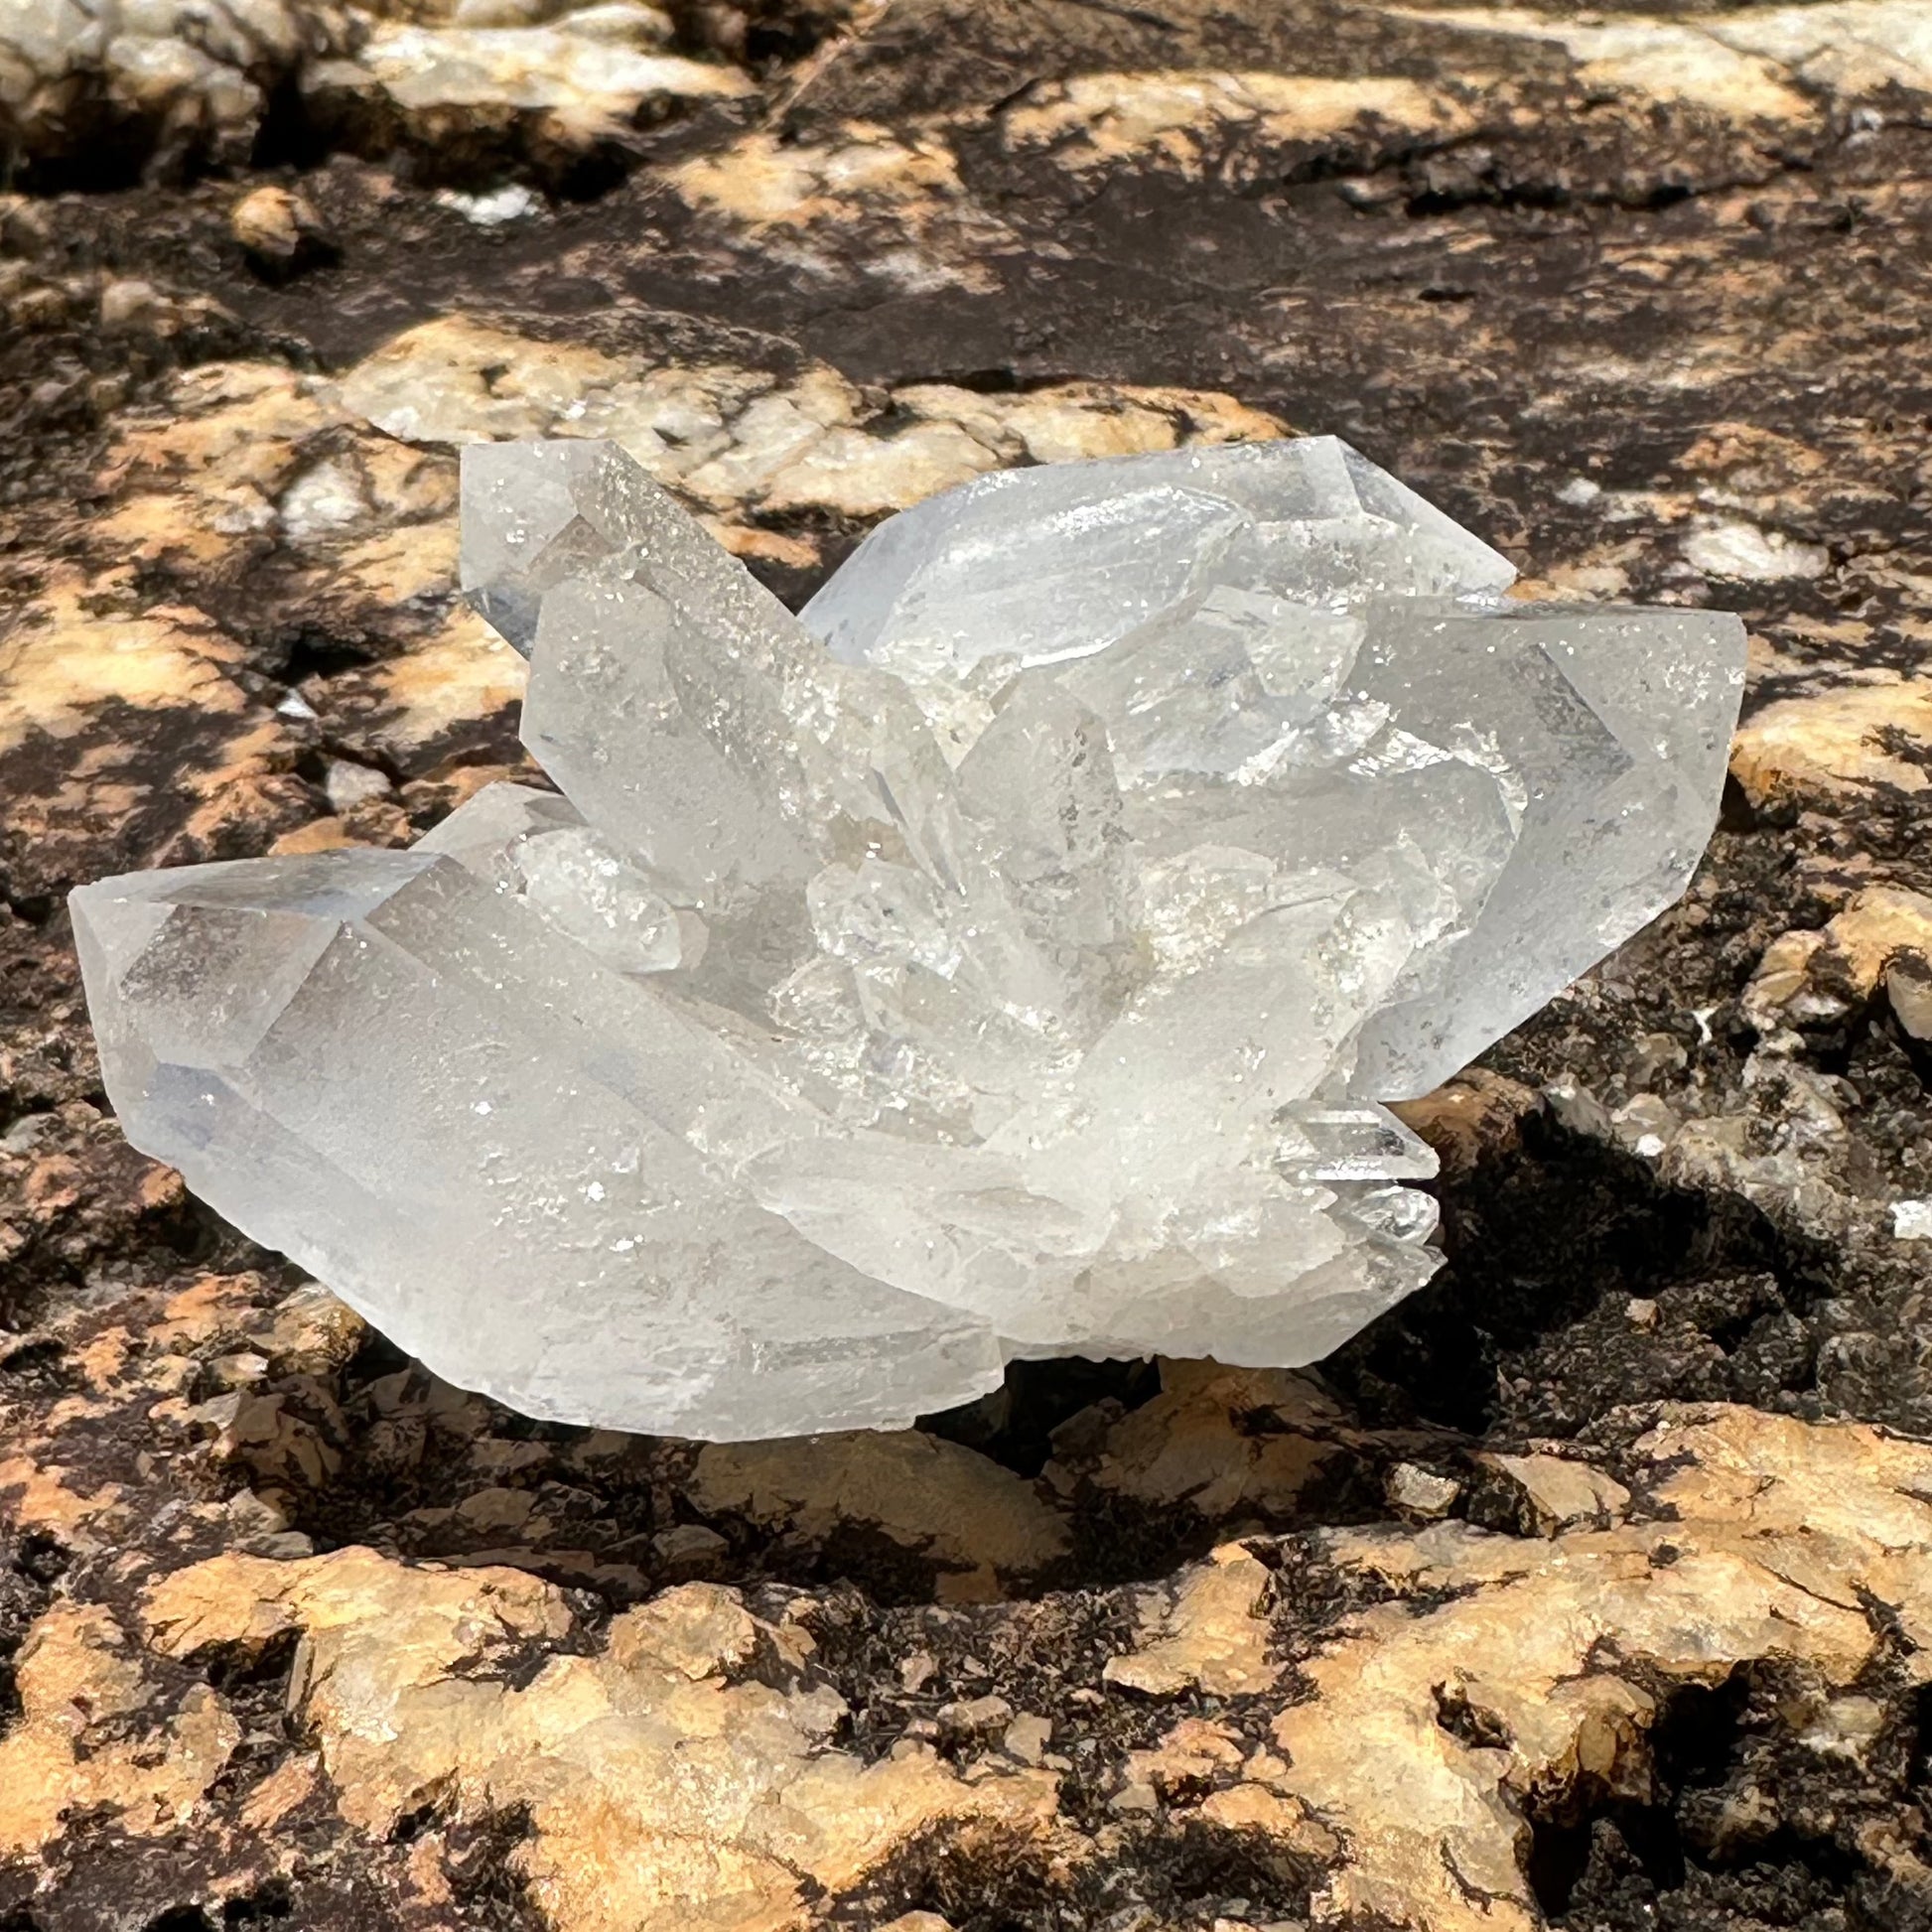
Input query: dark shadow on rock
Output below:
<box><xmin>1320</xmin><ymin>1111</ymin><xmax>1835</xmax><ymax>1439</ymax></box>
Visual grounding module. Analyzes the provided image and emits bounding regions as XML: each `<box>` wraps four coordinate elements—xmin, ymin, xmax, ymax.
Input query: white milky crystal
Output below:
<box><xmin>73</xmin><ymin>435</ymin><xmax>1746</xmax><ymax>1439</ymax></box>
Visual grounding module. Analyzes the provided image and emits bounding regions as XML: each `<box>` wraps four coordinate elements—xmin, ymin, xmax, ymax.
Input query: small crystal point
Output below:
<box><xmin>460</xmin><ymin>438</ymin><xmax>638</xmax><ymax>655</ymax></box>
<box><xmin>77</xmin><ymin>435</ymin><xmax>1745</xmax><ymax>1440</ymax></box>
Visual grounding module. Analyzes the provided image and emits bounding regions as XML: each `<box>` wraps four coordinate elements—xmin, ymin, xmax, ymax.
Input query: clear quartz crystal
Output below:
<box><xmin>72</xmin><ymin>436</ymin><xmax>1746</xmax><ymax>1439</ymax></box>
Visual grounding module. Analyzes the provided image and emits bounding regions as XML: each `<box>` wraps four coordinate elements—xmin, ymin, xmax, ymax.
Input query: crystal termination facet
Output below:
<box><xmin>73</xmin><ymin>438</ymin><xmax>1746</xmax><ymax>1440</ymax></box>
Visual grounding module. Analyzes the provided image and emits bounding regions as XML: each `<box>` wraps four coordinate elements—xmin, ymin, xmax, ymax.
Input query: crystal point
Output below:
<box><xmin>77</xmin><ymin>435</ymin><xmax>1745</xmax><ymax>1439</ymax></box>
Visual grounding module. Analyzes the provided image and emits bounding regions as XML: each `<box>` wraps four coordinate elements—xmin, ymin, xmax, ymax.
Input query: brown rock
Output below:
<box><xmin>1886</xmin><ymin>954</ymin><xmax>1932</xmax><ymax>1042</ymax></box>
<box><xmin>1391</xmin><ymin>1069</ymin><xmax>1543</xmax><ymax>1177</ymax></box>
<box><xmin>229</xmin><ymin>185</ymin><xmax>332</xmax><ymax>271</ymax></box>
<box><xmin>690</xmin><ymin>1428</ymin><xmax>1068</xmax><ymax>1597</ymax></box>
<box><xmin>1061</xmin><ymin>1359</ymin><xmax>1338</xmax><ymax>1523</ymax></box>
<box><xmin>1476</xmin><ymin>1450</ymin><xmax>1631</xmax><ymax>1535</ymax></box>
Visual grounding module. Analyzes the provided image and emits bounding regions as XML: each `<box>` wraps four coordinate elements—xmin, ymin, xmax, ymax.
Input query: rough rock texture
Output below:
<box><xmin>6</xmin><ymin>0</ymin><xmax>1932</xmax><ymax>1925</ymax></box>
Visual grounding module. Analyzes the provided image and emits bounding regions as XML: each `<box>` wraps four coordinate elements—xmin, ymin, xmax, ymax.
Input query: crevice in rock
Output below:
<box><xmin>1525</xmin><ymin>1659</ymin><xmax>1927</xmax><ymax>1931</ymax></box>
<box><xmin>247</xmin><ymin>77</ymin><xmax>337</xmax><ymax>180</ymax></box>
<box><xmin>442</xmin><ymin>1805</ymin><xmax>547</xmax><ymax>1932</ymax></box>
<box><xmin>1435</xmin><ymin>1682</ymin><xmax>1514</xmax><ymax>1753</ymax></box>
<box><xmin>1527</xmin><ymin>1670</ymin><xmax>1747</xmax><ymax>1918</ymax></box>
<box><xmin>920</xmin><ymin>1356</ymin><xmax>1162</xmax><ymax>1478</ymax></box>
<box><xmin>2</xmin><ymin>85</ymin><xmax>191</xmax><ymax>196</ymax></box>
<box><xmin>140</xmin><ymin>1909</ymin><xmax>218</xmax><ymax>1932</ymax></box>
<box><xmin>216</xmin><ymin>1878</ymin><xmax>295</xmax><ymax>1925</ymax></box>
<box><xmin>0</xmin><ymin>1533</ymin><xmax>68</xmax><ymax>1734</ymax></box>
<box><xmin>833</xmin><ymin>1805</ymin><xmax>1322</xmax><ymax>1929</ymax></box>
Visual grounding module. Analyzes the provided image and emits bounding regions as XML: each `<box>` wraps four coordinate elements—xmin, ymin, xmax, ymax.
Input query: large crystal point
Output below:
<box><xmin>74</xmin><ymin>436</ymin><xmax>1745</xmax><ymax>1439</ymax></box>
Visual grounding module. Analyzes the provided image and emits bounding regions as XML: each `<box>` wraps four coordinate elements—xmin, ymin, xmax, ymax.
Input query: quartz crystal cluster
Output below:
<box><xmin>73</xmin><ymin>438</ymin><xmax>1746</xmax><ymax>1439</ymax></box>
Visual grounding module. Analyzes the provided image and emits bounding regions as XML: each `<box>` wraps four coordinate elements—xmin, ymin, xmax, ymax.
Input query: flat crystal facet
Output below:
<box><xmin>74</xmin><ymin>435</ymin><xmax>1746</xmax><ymax>1439</ymax></box>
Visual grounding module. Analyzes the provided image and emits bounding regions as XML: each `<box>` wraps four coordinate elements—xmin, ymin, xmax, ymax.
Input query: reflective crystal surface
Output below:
<box><xmin>74</xmin><ymin>437</ymin><xmax>1746</xmax><ymax>1438</ymax></box>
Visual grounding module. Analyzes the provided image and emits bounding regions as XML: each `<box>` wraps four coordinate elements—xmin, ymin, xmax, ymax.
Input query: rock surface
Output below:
<box><xmin>6</xmin><ymin>0</ymin><xmax>1932</xmax><ymax>1925</ymax></box>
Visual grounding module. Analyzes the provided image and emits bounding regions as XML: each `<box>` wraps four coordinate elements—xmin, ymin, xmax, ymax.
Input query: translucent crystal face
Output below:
<box><xmin>72</xmin><ymin>437</ymin><xmax>1746</xmax><ymax>1439</ymax></box>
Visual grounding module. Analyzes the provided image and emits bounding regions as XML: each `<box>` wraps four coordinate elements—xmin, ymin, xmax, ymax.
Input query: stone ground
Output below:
<box><xmin>6</xmin><ymin>1</ymin><xmax>1932</xmax><ymax>1927</ymax></box>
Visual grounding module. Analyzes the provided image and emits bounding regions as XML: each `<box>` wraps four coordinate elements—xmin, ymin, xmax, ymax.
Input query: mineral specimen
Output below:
<box><xmin>72</xmin><ymin>438</ymin><xmax>1745</xmax><ymax>1439</ymax></box>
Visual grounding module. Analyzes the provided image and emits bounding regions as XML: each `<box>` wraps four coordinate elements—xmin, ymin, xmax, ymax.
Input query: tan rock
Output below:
<box><xmin>1269</xmin><ymin>1406</ymin><xmax>1932</xmax><ymax>1932</ymax></box>
<box><xmin>305</xmin><ymin>23</ymin><xmax>753</xmax><ymax>151</ymax></box>
<box><xmin>893</xmin><ymin>378</ymin><xmax>1284</xmax><ymax>464</ymax></box>
<box><xmin>457</xmin><ymin>1484</ymin><xmax>537</xmax><ymax>1532</ymax></box>
<box><xmin>1683</xmin><ymin>516</ymin><xmax>1829</xmax><ymax>581</ymax></box>
<box><xmin>248</xmin><ymin>1280</ymin><xmax>369</xmax><ymax>1376</ymax></box>
<box><xmin>1394</xmin><ymin>6</ymin><xmax>1813</xmax><ymax>121</ymax></box>
<box><xmin>307</xmin><ymin>613</ymin><xmax>526</xmax><ymax>765</ymax></box>
<box><xmin>96</xmin><ymin>361</ymin><xmax>339</xmax><ymax>565</ymax></box>
<box><xmin>669</xmin><ymin>125</ymin><xmax>966</xmax><ymax>228</ymax></box>
<box><xmin>1477</xmin><ymin>1450</ymin><xmax>1630</xmax><ymax>1535</ymax></box>
<box><xmin>229</xmin><ymin>184</ymin><xmax>329</xmax><ymax>265</ymax></box>
<box><xmin>337</xmin><ymin>313</ymin><xmax>654</xmax><ymax>446</ymax></box>
<box><xmin>1003</xmin><ymin>1713</ymin><xmax>1053</xmax><ymax>1764</ymax></box>
<box><xmin>1122</xmin><ymin>1716</ymin><xmax>1245</xmax><ymax>1799</ymax></box>
<box><xmin>1103</xmin><ymin>1544</ymin><xmax>1281</xmax><ymax>1698</ymax></box>
<box><xmin>334</xmin><ymin>315</ymin><xmax>1282</xmax><ymax>522</ymax></box>
<box><xmin>1001</xmin><ymin>69</ymin><xmax>1473</xmax><ymax>175</ymax></box>
<box><xmin>1387</xmin><ymin>1462</ymin><xmax>1461</xmax><ymax>1520</ymax></box>
<box><xmin>1886</xmin><ymin>956</ymin><xmax>1932</xmax><ymax>1042</ymax></box>
<box><xmin>759</xmin><ymin>419</ymin><xmax>1001</xmax><ymax>516</ymax></box>
<box><xmin>151</xmin><ymin>1272</ymin><xmax>276</xmax><ymax>1352</ymax></box>
<box><xmin>1744</xmin><ymin>888</ymin><xmax>1932</xmax><ymax>1031</ymax></box>
<box><xmin>1731</xmin><ymin>677</ymin><xmax>1932</xmax><ymax>804</ymax></box>
<box><xmin>238</xmin><ymin>1750</ymin><xmax>321</xmax><ymax>1832</ymax></box>
<box><xmin>691</xmin><ymin>1429</ymin><xmax>1068</xmax><ymax>1597</ymax></box>
<box><xmin>1679</xmin><ymin>421</ymin><xmax>1832</xmax><ymax>496</ymax></box>
<box><xmin>1742</xmin><ymin>926</ymin><xmax>1832</xmax><ymax>1030</ymax></box>
<box><xmin>1800</xmin><ymin>1693</ymin><xmax>1886</xmax><ymax>1762</ymax></box>
<box><xmin>1193</xmin><ymin>1780</ymin><xmax>1339</xmax><ymax>1862</ymax></box>
<box><xmin>142</xmin><ymin>1551</ymin><xmax>1058</xmax><ymax>1932</ymax></box>
<box><xmin>0</xmin><ymin>1602</ymin><xmax>239</xmax><ymax>1859</ymax></box>
<box><xmin>270</xmin><ymin>817</ymin><xmax>354</xmax><ymax>855</ymax></box>
<box><xmin>1477</xmin><ymin>0</ymin><xmax>1932</xmax><ymax>115</ymax></box>
<box><xmin>938</xmin><ymin>1693</ymin><xmax>1014</xmax><ymax>1737</ymax></box>
<box><xmin>1817</xmin><ymin>886</ymin><xmax>1932</xmax><ymax>995</ymax></box>
<box><xmin>1066</xmin><ymin>1359</ymin><xmax>1337</xmax><ymax>1524</ymax></box>
<box><xmin>0</xmin><ymin>575</ymin><xmax>269</xmax><ymax>758</ymax></box>
<box><xmin>609</xmin><ymin>1579</ymin><xmax>764</xmax><ymax>1680</ymax></box>
<box><xmin>453</xmin><ymin>0</ymin><xmax>673</xmax><ymax>30</ymax></box>
<box><xmin>0</xmin><ymin>1453</ymin><xmax>128</xmax><ymax>1548</ymax></box>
